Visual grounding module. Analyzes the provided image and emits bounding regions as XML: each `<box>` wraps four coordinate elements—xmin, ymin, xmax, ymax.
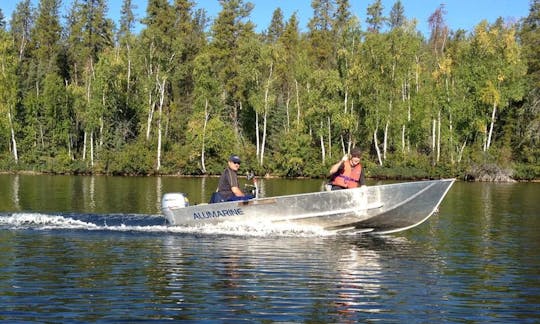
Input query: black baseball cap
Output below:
<box><xmin>229</xmin><ymin>155</ymin><xmax>241</xmax><ymax>163</ymax></box>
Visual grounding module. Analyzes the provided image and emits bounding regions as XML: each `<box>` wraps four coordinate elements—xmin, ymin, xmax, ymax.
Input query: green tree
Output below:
<box><xmin>31</xmin><ymin>0</ymin><xmax>62</xmax><ymax>75</ymax></box>
<box><xmin>65</xmin><ymin>0</ymin><xmax>114</xmax><ymax>167</ymax></box>
<box><xmin>265</xmin><ymin>7</ymin><xmax>284</xmax><ymax>43</ymax></box>
<box><xmin>520</xmin><ymin>0</ymin><xmax>540</xmax><ymax>86</ymax></box>
<box><xmin>139</xmin><ymin>0</ymin><xmax>175</xmax><ymax>171</ymax></box>
<box><xmin>166</xmin><ymin>0</ymin><xmax>205</xmax><ymax>147</ymax></box>
<box><xmin>188</xmin><ymin>50</ymin><xmax>221</xmax><ymax>173</ymax></box>
<box><xmin>210</xmin><ymin>0</ymin><xmax>255</xmax><ymax>144</ymax></box>
<box><xmin>304</xmin><ymin>68</ymin><xmax>341</xmax><ymax>164</ymax></box>
<box><xmin>276</xmin><ymin>13</ymin><xmax>304</xmax><ymax>131</ymax></box>
<box><xmin>366</xmin><ymin>0</ymin><xmax>384</xmax><ymax>33</ymax></box>
<box><xmin>307</xmin><ymin>0</ymin><xmax>335</xmax><ymax>69</ymax></box>
<box><xmin>426</xmin><ymin>4</ymin><xmax>450</xmax><ymax>164</ymax></box>
<box><xmin>469</xmin><ymin>21</ymin><xmax>526</xmax><ymax>152</ymax></box>
<box><xmin>360</xmin><ymin>28</ymin><xmax>392</xmax><ymax>166</ymax></box>
<box><xmin>443</xmin><ymin>31</ymin><xmax>475</xmax><ymax>165</ymax></box>
<box><xmin>516</xmin><ymin>0</ymin><xmax>540</xmax><ymax>166</ymax></box>
<box><xmin>9</xmin><ymin>0</ymin><xmax>34</xmax><ymax>62</ymax></box>
<box><xmin>388</xmin><ymin>0</ymin><xmax>405</xmax><ymax>29</ymax></box>
<box><xmin>0</xmin><ymin>9</ymin><xmax>6</xmax><ymax>29</ymax></box>
<box><xmin>8</xmin><ymin>0</ymin><xmax>34</xmax><ymax>164</ymax></box>
<box><xmin>17</xmin><ymin>0</ymin><xmax>65</xmax><ymax>163</ymax></box>
<box><xmin>118</xmin><ymin>0</ymin><xmax>137</xmax><ymax>103</ymax></box>
<box><xmin>41</xmin><ymin>73</ymin><xmax>74</xmax><ymax>160</ymax></box>
<box><xmin>333</xmin><ymin>0</ymin><xmax>361</xmax><ymax>155</ymax></box>
<box><xmin>119</xmin><ymin>0</ymin><xmax>136</xmax><ymax>39</ymax></box>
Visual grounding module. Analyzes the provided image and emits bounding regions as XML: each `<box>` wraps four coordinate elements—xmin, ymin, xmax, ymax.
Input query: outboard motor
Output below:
<box><xmin>162</xmin><ymin>193</ymin><xmax>189</xmax><ymax>223</ymax></box>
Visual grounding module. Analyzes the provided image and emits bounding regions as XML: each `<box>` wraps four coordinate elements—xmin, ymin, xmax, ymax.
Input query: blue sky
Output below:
<box><xmin>1</xmin><ymin>0</ymin><xmax>531</xmax><ymax>36</ymax></box>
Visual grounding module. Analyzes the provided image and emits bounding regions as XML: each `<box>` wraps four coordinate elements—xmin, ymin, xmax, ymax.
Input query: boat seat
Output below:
<box><xmin>209</xmin><ymin>192</ymin><xmax>225</xmax><ymax>204</ymax></box>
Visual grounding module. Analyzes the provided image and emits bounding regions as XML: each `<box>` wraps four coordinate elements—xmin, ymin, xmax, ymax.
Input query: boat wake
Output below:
<box><xmin>0</xmin><ymin>212</ymin><xmax>335</xmax><ymax>237</ymax></box>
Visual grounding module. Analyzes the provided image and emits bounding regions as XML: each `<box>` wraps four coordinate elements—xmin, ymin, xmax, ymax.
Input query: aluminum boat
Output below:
<box><xmin>161</xmin><ymin>179</ymin><xmax>455</xmax><ymax>234</ymax></box>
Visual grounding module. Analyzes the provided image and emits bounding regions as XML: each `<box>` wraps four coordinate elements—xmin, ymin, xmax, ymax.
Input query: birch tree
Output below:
<box><xmin>140</xmin><ymin>0</ymin><xmax>176</xmax><ymax>170</ymax></box>
<box><xmin>189</xmin><ymin>50</ymin><xmax>231</xmax><ymax>173</ymax></box>
<box><xmin>9</xmin><ymin>0</ymin><xmax>33</xmax><ymax>62</ymax></box>
<box><xmin>0</xmin><ymin>29</ymin><xmax>19</xmax><ymax>163</ymax></box>
<box><xmin>468</xmin><ymin>20</ymin><xmax>526</xmax><ymax>152</ymax></box>
<box><xmin>276</xmin><ymin>13</ymin><xmax>302</xmax><ymax>132</ymax></box>
<box><xmin>427</xmin><ymin>4</ymin><xmax>450</xmax><ymax>164</ymax></box>
<box><xmin>65</xmin><ymin>0</ymin><xmax>113</xmax><ymax>166</ymax></box>
<box><xmin>334</xmin><ymin>0</ymin><xmax>361</xmax><ymax>155</ymax></box>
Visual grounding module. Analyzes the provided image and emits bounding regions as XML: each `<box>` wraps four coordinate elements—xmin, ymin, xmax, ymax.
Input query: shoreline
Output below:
<box><xmin>1</xmin><ymin>170</ymin><xmax>537</xmax><ymax>182</ymax></box>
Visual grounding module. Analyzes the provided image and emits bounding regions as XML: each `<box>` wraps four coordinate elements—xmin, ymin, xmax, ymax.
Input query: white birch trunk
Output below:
<box><xmin>486</xmin><ymin>101</ymin><xmax>497</xmax><ymax>150</ymax></box>
<box><xmin>402</xmin><ymin>125</ymin><xmax>406</xmax><ymax>154</ymax></box>
<box><xmin>17</xmin><ymin>32</ymin><xmax>27</xmax><ymax>62</ymax></box>
<box><xmin>260</xmin><ymin>62</ymin><xmax>273</xmax><ymax>166</ymax></box>
<box><xmin>8</xmin><ymin>107</ymin><xmax>18</xmax><ymax>163</ymax></box>
<box><xmin>449</xmin><ymin>113</ymin><xmax>454</xmax><ymax>164</ymax></box>
<box><xmin>233</xmin><ymin>102</ymin><xmax>240</xmax><ymax>140</ymax></box>
<box><xmin>383</xmin><ymin>120</ymin><xmax>389</xmax><ymax>161</ymax></box>
<box><xmin>126</xmin><ymin>43</ymin><xmax>131</xmax><ymax>100</ymax></box>
<box><xmin>156</xmin><ymin>77</ymin><xmax>166</xmax><ymax>171</ymax></box>
<box><xmin>255</xmin><ymin>105</ymin><xmax>260</xmax><ymax>157</ymax></box>
<box><xmin>68</xmin><ymin>134</ymin><xmax>73</xmax><ymax>160</ymax></box>
<box><xmin>201</xmin><ymin>99</ymin><xmax>209</xmax><ymax>174</ymax></box>
<box><xmin>99</xmin><ymin>115</ymin><xmax>104</xmax><ymax>149</ymax></box>
<box><xmin>483</xmin><ymin>125</ymin><xmax>488</xmax><ymax>152</ymax></box>
<box><xmin>458</xmin><ymin>140</ymin><xmax>467</xmax><ymax>163</ymax></box>
<box><xmin>374</xmin><ymin>129</ymin><xmax>383</xmax><ymax>166</ymax></box>
<box><xmin>344</xmin><ymin>89</ymin><xmax>348</xmax><ymax>114</ymax></box>
<box><xmin>349</xmin><ymin>98</ymin><xmax>355</xmax><ymax>152</ymax></box>
<box><xmin>40</xmin><ymin>124</ymin><xmax>44</xmax><ymax>149</ymax></box>
<box><xmin>285</xmin><ymin>90</ymin><xmax>290</xmax><ymax>132</ymax></box>
<box><xmin>401</xmin><ymin>82</ymin><xmax>405</xmax><ymax>154</ymax></box>
<box><xmin>432</xmin><ymin>118</ymin><xmax>436</xmax><ymax>154</ymax></box>
<box><xmin>90</xmin><ymin>131</ymin><xmax>94</xmax><ymax>167</ymax></box>
<box><xmin>407</xmin><ymin>83</ymin><xmax>411</xmax><ymax>153</ymax></box>
<box><xmin>84</xmin><ymin>65</ymin><xmax>92</xmax><ymax>163</ymax></box>
<box><xmin>83</xmin><ymin>131</ymin><xmax>87</xmax><ymax>160</ymax></box>
<box><xmin>261</xmin><ymin>109</ymin><xmax>268</xmax><ymax>166</ymax></box>
<box><xmin>446</xmin><ymin>77</ymin><xmax>454</xmax><ymax>164</ymax></box>
<box><xmin>295</xmin><ymin>79</ymin><xmax>300</xmax><ymax>125</ymax></box>
<box><xmin>383</xmin><ymin>99</ymin><xmax>392</xmax><ymax>161</ymax></box>
<box><xmin>320</xmin><ymin>134</ymin><xmax>325</xmax><ymax>164</ymax></box>
<box><xmin>327</xmin><ymin>116</ymin><xmax>332</xmax><ymax>160</ymax></box>
<box><xmin>146</xmin><ymin>92</ymin><xmax>154</xmax><ymax>141</ymax></box>
<box><xmin>415</xmin><ymin>56</ymin><xmax>420</xmax><ymax>93</ymax></box>
<box><xmin>100</xmin><ymin>92</ymin><xmax>105</xmax><ymax>148</ymax></box>
<box><xmin>437</xmin><ymin>110</ymin><xmax>441</xmax><ymax>163</ymax></box>
<box><xmin>320</xmin><ymin>121</ymin><xmax>325</xmax><ymax>164</ymax></box>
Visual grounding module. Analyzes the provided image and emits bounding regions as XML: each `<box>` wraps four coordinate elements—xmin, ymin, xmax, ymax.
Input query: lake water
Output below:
<box><xmin>0</xmin><ymin>174</ymin><xmax>539</xmax><ymax>322</ymax></box>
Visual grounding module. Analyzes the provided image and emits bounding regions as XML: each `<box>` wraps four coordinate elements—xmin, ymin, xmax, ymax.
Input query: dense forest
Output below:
<box><xmin>0</xmin><ymin>0</ymin><xmax>538</xmax><ymax>180</ymax></box>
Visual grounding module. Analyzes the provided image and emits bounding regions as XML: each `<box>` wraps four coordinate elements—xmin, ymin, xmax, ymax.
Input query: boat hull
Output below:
<box><xmin>162</xmin><ymin>179</ymin><xmax>455</xmax><ymax>234</ymax></box>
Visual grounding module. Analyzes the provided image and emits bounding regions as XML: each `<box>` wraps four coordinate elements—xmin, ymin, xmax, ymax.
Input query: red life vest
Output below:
<box><xmin>331</xmin><ymin>162</ymin><xmax>362</xmax><ymax>188</ymax></box>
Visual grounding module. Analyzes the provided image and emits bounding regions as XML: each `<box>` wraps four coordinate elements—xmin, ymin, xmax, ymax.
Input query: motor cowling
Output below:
<box><xmin>162</xmin><ymin>193</ymin><xmax>189</xmax><ymax>210</ymax></box>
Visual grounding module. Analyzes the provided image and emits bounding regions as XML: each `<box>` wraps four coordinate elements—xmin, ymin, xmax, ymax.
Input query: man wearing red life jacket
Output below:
<box><xmin>328</xmin><ymin>148</ymin><xmax>366</xmax><ymax>190</ymax></box>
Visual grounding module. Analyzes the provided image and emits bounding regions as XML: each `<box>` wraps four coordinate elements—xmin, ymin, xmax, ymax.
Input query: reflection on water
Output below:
<box><xmin>0</xmin><ymin>175</ymin><xmax>539</xmax><ymax>322</ymax></box>
<box><xmin>12</xmin><ymin>174</ymin><xmax>20</xmax><ymax>210</ymax></box>
<box><xmin>159</xmin><ymin>235</ymin><xmax>392</xmax><ymax>321</ymax></box>
<box><xmin>156</xmin><ymin>176</ymin><xmax>162</xmax><ymax>212</ymax></box>
<box><xmin>331</xmin><ymin>239</ymin><xmax>384</xmax><ymax>317</ymax></box>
